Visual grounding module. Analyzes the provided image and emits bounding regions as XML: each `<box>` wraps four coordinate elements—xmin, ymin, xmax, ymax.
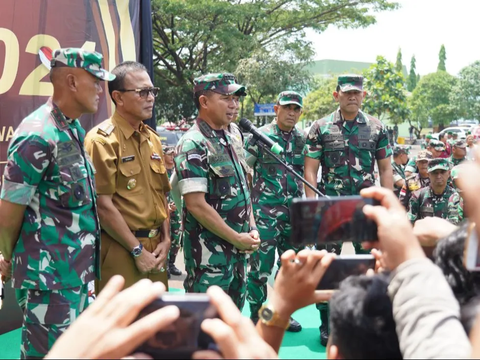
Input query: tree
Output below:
<box><xmin>409</xmin><ymin>71</ymin><xmax>457</xmax><ymax>129</ymax></box>
<box><xmin>438</xmin><ymin>44</ymin><xmax>447</xmax><ymax>72</ymax></box>
<box><xmin>302</xmin><ymin>76</ymin><xmax>339</xmax><ymax>121</ymax></box>
<box><xmin>395</xmin><ymin>48</ymin><xmax>403</xmax><ymax>73</ymax></box>
<box><xmin>362</xmin><ymin>56</ymin><xmax>410</xmax><ymax>123</ymax></box>
<box><xmin>151</xmin><ymin>0</ymin><xmax>399</xmax><ymax>119</ymax></box>
<box><xmin>235</xmin><ymin>46</ymin><xmax>314</xmax><ymax>120</ymax></box>
<box><xmin>450</xmin><ymin>61</ymin><xmax>480</xmax><ymax>120</ymax></box>
<box><xmin>407</xmin><ymin>55</ymin><xmax>417</xmax><ymax>92</ymax></box>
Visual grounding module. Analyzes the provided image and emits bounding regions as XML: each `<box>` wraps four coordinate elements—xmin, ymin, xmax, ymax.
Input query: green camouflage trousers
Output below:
<box><xmin>316</xmin><ymin>243</ymin><xmax>370</xmax><ymax>313</ymax></box>
<box><xmin>246</xmin><ymin>217</ymin><xmax>299</xmax><ymax>316</ymax></box>
<box><xmin>168</xmin><ymin>209</ymin><xmax>183</xmax><ymax>260</ymax></box>
<box><xmin>184</xmin><ymin>256</ymin><xmax>247</xmax><ymax>310</ymax></box>
<box><xmin>17</xmin><ymin>285</ymin><xmax>88</xmax><ymax>359</ymax></box>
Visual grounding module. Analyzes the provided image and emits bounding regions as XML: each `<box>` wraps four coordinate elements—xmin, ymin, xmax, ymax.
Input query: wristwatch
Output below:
<box><xmin>258</xmin><ymin>304</ymin><xmax>289</xmax><ymax>330</ymax></box>
<box><xmin>131</xmin><ymin>243</ymin><xmax>143</xmax><ymax>258</ymax></box>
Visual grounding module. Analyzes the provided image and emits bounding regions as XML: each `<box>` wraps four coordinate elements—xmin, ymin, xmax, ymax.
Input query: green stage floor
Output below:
<box><xmin>0</xmin><ymin>288</ymin><xmax>326</xmax><ymax>359</ymax></box>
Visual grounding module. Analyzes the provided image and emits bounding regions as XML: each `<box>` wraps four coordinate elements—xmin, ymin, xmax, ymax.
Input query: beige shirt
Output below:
<box><xmin>85</xmin><ymin>112</ymin><xmax>171</xmax><ymax>230</ymax></box>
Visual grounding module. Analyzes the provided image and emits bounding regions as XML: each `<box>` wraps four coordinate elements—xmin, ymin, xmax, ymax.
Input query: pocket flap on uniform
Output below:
<box><xmin>150</xmin><ymin>162</ymin><xmax>166</xmax><ymax>174</ymax></box>
<box><xmin>210</xmin><ymin>164</ymin><xmax>235</xmax><ymax>178</ymax></box>
<box><xmin>119</xmin><ymin>163</ymin><xmax>141</xmax><ymax>177</ymax></box>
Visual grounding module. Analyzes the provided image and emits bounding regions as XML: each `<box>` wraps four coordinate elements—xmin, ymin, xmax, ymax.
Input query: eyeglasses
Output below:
<box><xmin>118</xmin><ymin>87</ymin><xmax>160</xmax><ymax>98</ymax></box>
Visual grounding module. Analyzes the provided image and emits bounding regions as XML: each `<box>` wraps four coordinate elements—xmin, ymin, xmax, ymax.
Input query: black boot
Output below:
<box><xmin>168</xmin><ymin>256</ymin><xmax>182</xmax><ymax>276</ymax></box>
<box><xmin>287</xmin><ymin>317</ymin><xmax>302</xmax><ymax>332</ymax></box>
<box><xmin>319</xmin><ymin>308</ymin><xmax>329</xmax><ymax>347</ymax></box>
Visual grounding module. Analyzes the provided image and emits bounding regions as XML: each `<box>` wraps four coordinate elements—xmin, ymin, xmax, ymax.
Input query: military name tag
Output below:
<box><xmin>122</xmin><ymin>155</ymin><xmax>135</xmax><ymax>163</ymax></box>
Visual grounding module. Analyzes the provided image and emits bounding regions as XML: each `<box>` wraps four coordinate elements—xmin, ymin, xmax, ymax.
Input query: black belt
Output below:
<box><xmin>133</xmin><ymin>228</ymin><xmax>161</xmax><ymax>238</ymax></box>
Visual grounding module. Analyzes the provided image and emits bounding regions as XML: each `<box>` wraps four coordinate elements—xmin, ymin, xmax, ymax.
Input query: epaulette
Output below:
<box><xmin>97</xmin><ymin>122</ymin><xmax>115</xmax><ymax>137</ymax></box>
<box><xmin>406</xmin><ymin>174</ymin><xmax>417</xmax><ymax>181</ymax></box>
<box><xmin>145</xmin><ymin>124</ymin><xmax>159</xmax><ymax>136</ymax></box>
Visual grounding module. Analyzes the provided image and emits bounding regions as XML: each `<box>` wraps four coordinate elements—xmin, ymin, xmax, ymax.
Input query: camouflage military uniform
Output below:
<box><xmin>166</xmin><ymin>167</ymin><xmax>182</xmax><ymax>262</ymax></box>
<box><xmin>0</xmin><ymin>48</ymin><xmax>111</xmax><ymax>359</ymax></box>
<box><xmin>306</xmin><ymin>109</ymin><xmax>391</xmax><ymax>252</ymax></box>
<box><xmin>391</xmin><ymin>145</ymin><xmax>409</xmax><ymax>197</ymax></box>
<box><xmin>450</xmin><ymin>139</ymin><xmax>467</xmax><ymax>167</ymax></box>
<box><xmin>407</xmin><ymin>158</ymin><xmax>462</xmax><ymax>225</ymax></box>
<box><xmin>306</xmin><ymin>75</ymin><xmax>392</xmax><ymax>338</ymax></box>
<box><xmin>175</xmin><ymin>99</ymin><xmax>251</xmax><ymax>312</ymax></box>
<box><xmin>245</xmin><ymin>95</ymin><xmax>307</xmax><ymax>318</ymax></box>
<box><xmin>398</xmin><ymin>150</ymin><xmax>432</xmax><ymax>208</ymax></box>
<box><xmin>1</xmin><ymin>99</ymin><xmax>100</xmax><ymax>358</ymax></box>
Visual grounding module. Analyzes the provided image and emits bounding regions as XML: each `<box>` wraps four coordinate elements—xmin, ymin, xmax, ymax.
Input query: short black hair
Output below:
<box><xmin>330</xmin><ymin>274</ymin><xmax>402</xmax><ymax>359</ymax></box>
<box><xmin>434</xmin><ymin>222</ymin><xmax>480</xmax><ymax>305</ymax></box>
<box><xmin>439</xmin><ymin>133</ymin><xmax>446</xmax><ymax>140</ymax></box>
<box><xmin>108</xmin><ymin>61</ymin><xmax>148</xmax><ymax>105</ymax></box>
<box><xmin>193</xmin><ymin>90</ymin><xmax>212</xmax><ymax>110</ymax></box>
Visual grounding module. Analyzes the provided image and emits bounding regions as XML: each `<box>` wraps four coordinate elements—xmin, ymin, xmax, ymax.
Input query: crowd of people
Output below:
<box><xmin>0</xmin><ymin>46</ymin><xmax>479</xmax><ymax>360</ymax></box>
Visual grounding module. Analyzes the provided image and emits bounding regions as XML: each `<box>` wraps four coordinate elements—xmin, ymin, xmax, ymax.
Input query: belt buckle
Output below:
<box><xmin>148</xmin><ymin>229</ymin><xmax>159</xmax><ymax>238</ymax></box>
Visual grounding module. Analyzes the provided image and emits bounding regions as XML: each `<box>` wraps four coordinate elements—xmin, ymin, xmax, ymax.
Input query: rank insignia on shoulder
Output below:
<box><xmin>151</xmin><ymin>153</ymin><xmax>162</xmax><ymax>161</ymax></box>
<box><xmin>122</xmin><ymin>155</ymin><xmax>135</xmax><ymax>163</ymax></box>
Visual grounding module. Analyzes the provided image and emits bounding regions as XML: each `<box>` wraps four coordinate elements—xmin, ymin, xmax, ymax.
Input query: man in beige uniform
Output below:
<box><xmin>85</xmin><ymin>61</ymin><xmax>171</xmax><ymax>293</ymax></box>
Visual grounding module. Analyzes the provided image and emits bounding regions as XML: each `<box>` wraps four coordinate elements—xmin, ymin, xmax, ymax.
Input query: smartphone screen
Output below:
<box><xmin>317</xmin><ymin>255</ymin><xmax>376</xmax><ymax>290</ymax></box>
<box><xmin>289</xmin><ymin>196</ymin><xmax>379</xmax><ymax>247</ymax></box>
<box><xmin>134</xmin><ymin>294</ymin><xmax>219</xmax><ymax>359</ymax></box>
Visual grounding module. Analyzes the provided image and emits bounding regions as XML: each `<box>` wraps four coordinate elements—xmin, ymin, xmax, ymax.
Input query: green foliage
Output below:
<box><xmin>409</xmin><ymin>71</ymin><xmax>457</xmax><ymax>127</ymax></box>
<box><xmin>407</xmin><ymin>55</ymin><xmax>417</xmax><ymax>92</ymax></box>
<box><xmin>362</xmin><ymin>56</ymin><xmax>410</xmax><ymax>124</ymax></box>
<box><xmin>395</xmin><ymin>48</ymin><xmax>403</xmax><ymax>73</ymax></box>
<box><xmin>438</xmin><ymin>45</ymin><xmax>447</xmax><ymax>72</ymax></box>
<box><xmin>151</xmin><ymin>0</ymin><xmax>399</xmax><ymax>119</ymax></box>
<box><xmin>301</xmin><ymin>76</ymin><xmax>339</xmax><ymax>121</ymax></box>
<box><xmin>234</xmin><ymin>46</ymin><xmax>314</xmax><ymax>106</ymax></box>
<box><xmin>450</xmin><ymin>61</ymin><xmax>480</xmax><ymax>120</ymax></box>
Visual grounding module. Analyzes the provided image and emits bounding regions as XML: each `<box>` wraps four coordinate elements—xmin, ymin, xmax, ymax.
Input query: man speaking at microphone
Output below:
<box><xmin>244</xmin><ymin>91</ymin><xmax>307</xmax><ymax>332</ymax></box>
<box><xmin>174</xmin><ymin>73</ymin><xmax>260</xmax><ymax>309</ymax></box>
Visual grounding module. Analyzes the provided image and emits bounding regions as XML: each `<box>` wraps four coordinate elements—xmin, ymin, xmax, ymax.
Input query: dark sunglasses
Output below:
<box><xmin>118</xmin><ymin>87</ymin><xmax>160</xmax><ymax>98</ymax></box>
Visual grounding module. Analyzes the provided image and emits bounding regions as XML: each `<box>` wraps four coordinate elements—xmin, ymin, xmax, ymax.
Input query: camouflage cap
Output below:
<box><xmin>453</xmin><ymin>139</ymin><xmax>467</xmax><ymax>148</ymax></box>
<box><xmin>452</xmin><ymin>132</ymin><xmax>459</xmax><ymax>137</ymax></box>
<box><xmin>428</xmin><ymin>158</ymin><xmax>451</xmax><ymax>173</ymax></box>
<box><xmin>162</xmin><ymin>145</ymin><xmax>175</xmax><ymax>154</ymax></box>
<box><xmin>193</xmin><ymin>73</ymin><xmax>246</xmax><ymax>96</ymax></box>
<box><xmin>337</xmin><ymin>74</ymin><xmax>363</xmax><ymax>92</ymax></box>
<box><xmin>429</xmin><ymin>139</ymin><xmax>446</xmax><ymax>152</ymax></box>
<box><xmin>50</xmin><ymin>48</ymin><xmax>115</xmax><ymax>81</ymax></box>
<box><xmin>447</xmin><ymin>131</ymin><xmax>453</xmax><ymax>135</ymax></box>
<box><xmin>416</xmin><ymin>150</ymin><xmax>433</xmax><ymax>162</ymax></box>
<box><xmin>277</xmin><ymin>91</ymin><xmax>303</xmax><ymax>108</ymax></box>
<box><xmin>426</xmin><ymin>134</ymin><xmax>433</xmax><ymax>139</ymax></box>
<box><xmin>393</xmin><ymin>145</ymin><xmax>410</xmax><ymax>155</ymax></box>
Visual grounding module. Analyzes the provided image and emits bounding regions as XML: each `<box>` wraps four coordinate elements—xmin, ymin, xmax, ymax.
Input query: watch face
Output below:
<box><xmin>132</xmin><ymin>247</ymin><xmax>142</xmax><ymax>256</ymax></box>
<box><xmin>261</xmin><ymin>307</ymin><xmax>274</xmax><ymax>321</ymax></box>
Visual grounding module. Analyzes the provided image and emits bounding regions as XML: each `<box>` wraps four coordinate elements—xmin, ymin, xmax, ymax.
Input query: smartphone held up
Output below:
<box><xmin>289</xmin><ymin>195</ymin><xmax>380</xmax><ymax>247</ymax></box>
<box><xmin>134</xmin><ymin>293</ymin><xmax>219</xmax><ymax>359</ymax></box>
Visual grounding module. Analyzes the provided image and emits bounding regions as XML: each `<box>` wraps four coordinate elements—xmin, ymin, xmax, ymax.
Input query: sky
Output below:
<box><xmin>305</xmin><ymin>0</ymin><xmax>480</xmax><ymax>76</ymax></box>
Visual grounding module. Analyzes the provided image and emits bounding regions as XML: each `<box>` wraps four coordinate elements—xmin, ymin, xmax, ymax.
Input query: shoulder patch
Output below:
<box><xmin>97</xmin><ymin>122</ymin><xmax>115</xmax><ymax>137</ymax></box>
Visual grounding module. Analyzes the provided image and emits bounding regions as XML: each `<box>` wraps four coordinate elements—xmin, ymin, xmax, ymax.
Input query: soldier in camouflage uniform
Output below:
<box><xmin>304</xmin><ymin>74</ymin><xmax>393</xmax><ymax>346</ymax></box>
<box><xmin>0</xmin><ymin>48</ymin><xmax>112</xmax><ymax>359</ymax></box>
<box><xmin>245</xmin><ymin>91</ymin><xmax>306</xmax><ymax>332</ymax></box>
<box><xmin>391</xmin><ymin>145</ymin><xmax>410</xmax><ymax>197</ymax></box>
<box><xmin>407</xmin><ymin>158</ymin><xmax>462</xmax><ymax>225</ymax></box>
<box><xmin>405</xmin><ymin>139</ymin><xmax>444</xmax><ymax>176</ymax></box>
<box><xmin>421</xmin><ymin>134</ymin><xmax>433</xmax><ymax>149</ymax></box>
<box><xmin>399</xmin><ymin>150</ymin><xmax>432</xmax><ymax>208</ymax></box>
<box><xmin>163</xmin><ymin>145</ymin><xmax>183</xmax><ymax>278</ymax></box>
<box><xmin>450</xmin><ymin>139</ymin><xmax>467</xmax><ymax>166</ymax></box>
<box><xmin>174</xmin><ymin>73</ymin><xmax>260</xmax><ymax>309</ymax></box>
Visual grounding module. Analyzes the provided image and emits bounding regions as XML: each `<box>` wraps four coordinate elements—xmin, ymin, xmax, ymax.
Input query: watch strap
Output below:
<box><xmin>258</xmin><ymin>304</ymin><xmax>290</xmax><ymax>330</ymax></box>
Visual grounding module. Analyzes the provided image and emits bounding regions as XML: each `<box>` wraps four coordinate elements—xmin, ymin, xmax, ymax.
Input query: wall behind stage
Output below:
<box><xmin>0</xmin><ymin>0</ymin><xmax>141</xmax><ymax>177</ymax></box>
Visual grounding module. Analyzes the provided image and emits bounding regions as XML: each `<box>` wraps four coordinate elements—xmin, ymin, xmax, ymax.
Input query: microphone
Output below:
<box><xmin>238</xmin><ymin>118</ymin><xmax>283</xmax><ymax>155</ymax></box>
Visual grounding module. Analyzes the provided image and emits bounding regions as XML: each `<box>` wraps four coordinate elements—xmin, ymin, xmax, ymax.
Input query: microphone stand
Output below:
<box><xmin>254</xmin><ymin>140</ymin><xmax>329</xmax><ymax>199</ymax></box>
